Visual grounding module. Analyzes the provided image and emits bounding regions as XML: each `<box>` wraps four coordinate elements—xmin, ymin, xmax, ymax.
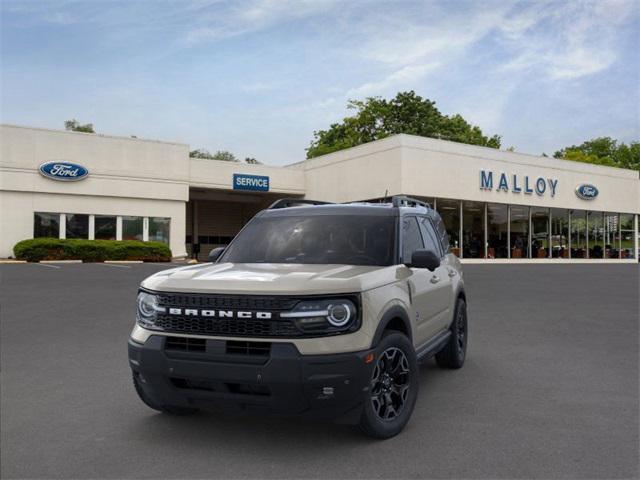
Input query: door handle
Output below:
<box><xmin>430</xmin><ymin>275</ymin><xmax>440</xmax><ymax>284</ymax></box>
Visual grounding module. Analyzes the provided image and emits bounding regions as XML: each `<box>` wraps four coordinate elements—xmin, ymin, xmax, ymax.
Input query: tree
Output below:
<box><xmin>189</xmin><ymin>149</ymin><xmax>239</xmax><ymax>162</ymax></box>
<box><xmin>554</xmin><ymin>137</ymin><xmax>640</xmax><ymax>172</ymax></box>
<box><xmin>64</xmin><ymin>119</ymin><xmax>94</xmax><ymax>133</ymax></box>
<box><xmin>306</xmin><ymin>91</ymin><xmax>501</xmax><ymax>158</ymax></box>
<box><xmin>244</xmin><ymin>157</ymin><xmax>262</xmax><ymax>164</ymax></box>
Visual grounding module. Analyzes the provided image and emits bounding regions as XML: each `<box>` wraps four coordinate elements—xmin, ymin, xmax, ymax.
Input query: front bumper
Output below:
<box><xmin>128</xmin><ymin>335</ymin><xmax>375</xmax><ymax>423</ymax></box>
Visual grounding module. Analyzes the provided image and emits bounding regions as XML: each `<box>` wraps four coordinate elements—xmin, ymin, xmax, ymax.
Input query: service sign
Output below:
<box><xmin>39</xmin><ymin>161</ymin><xmax>89</xmax><ymax>182</ymax></box>
<box><xmin>233</xmin><ymin>173</ymin><xmax>269</xmax><ymax>192</ymax></box>
<box><xmin>575</xmin><ymin>184</ymin><xmax>598</xmax><ymax>200</ymax></box>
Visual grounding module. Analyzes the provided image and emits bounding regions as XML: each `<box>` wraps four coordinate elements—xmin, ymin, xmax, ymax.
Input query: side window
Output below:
<box><xmin>402</xmin><ymin>217</ymin><xmax>424</xmax><ymax>263</ymax></box>
<box><xmin>419</xmin><ymin>217</ymin><xmax>443</xmax><ymax>257</ymax></box>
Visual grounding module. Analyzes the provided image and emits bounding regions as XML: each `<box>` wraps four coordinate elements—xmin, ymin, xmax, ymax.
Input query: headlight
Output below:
<box><xmin>136</xmin><ymin>291</ymin><xmax>165</xmax><ymax>330</ymax></box>
<box><xmin>281</xmin><ymin>298</ymin><xmax>358</xmax><ymax>334</ymax></box>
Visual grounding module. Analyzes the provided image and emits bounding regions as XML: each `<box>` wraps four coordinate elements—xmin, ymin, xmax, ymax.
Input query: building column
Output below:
<box><xmin>634</xmin><ymin>214</ymin><xmax>639</xmax><ymax>260</ymax></box>
<box><xmin>88</xmin><ymin>215</ymin><xmax>95</xmax><ymax>240</ymax></box>
<box><xmin>459</xmin><ymin>201</ymin><xmax>463</xmax><ymax>259</ymax></box>
<box><xmin>116</xmin><ymin>216</ymin><xmax>123</xmax><ymax>241</ymax></box>
<box><xmin>143</xmin><ymin>217</ymin><xmax>149</xmax><ymax>242</ymax></box>
<box><xmin>59</xmin><ymin>213</ymin><xmax>66</xmax><ymax>239</ymax></box>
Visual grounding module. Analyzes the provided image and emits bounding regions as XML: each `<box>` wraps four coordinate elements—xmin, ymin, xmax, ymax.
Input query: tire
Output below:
<box><xmin>358</xmin><ymin>331</ymin><xmax>419</xmax><ymax>439</ymax></box>
<box><xmin>132</xmin><ymin>374</ymin><xmax>198</xmax><ymax>415</ymax></box>
<box><xmin>435</xmin><ymin>297</ymin><xmax>467</xmax><ymax>369</ymax></box>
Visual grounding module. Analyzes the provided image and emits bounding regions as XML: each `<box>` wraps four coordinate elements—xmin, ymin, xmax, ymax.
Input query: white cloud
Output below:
<box><xmin>347</xmin><ymin>63</ymin><xmax>440</xmax><ymax>97</ymax></box>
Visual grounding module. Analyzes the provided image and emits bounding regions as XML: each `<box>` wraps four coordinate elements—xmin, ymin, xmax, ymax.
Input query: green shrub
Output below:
<box><xmin>13</xmin><ymin>238</ymin><xmax>172</xmax><ymax>262</ymax></box>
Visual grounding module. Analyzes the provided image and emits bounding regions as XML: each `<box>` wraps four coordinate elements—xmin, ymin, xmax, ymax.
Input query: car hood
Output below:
<box><xmin>142</xmin><ymin>262</ymin><xmax>403</xmax><ymax>295</ymax></box>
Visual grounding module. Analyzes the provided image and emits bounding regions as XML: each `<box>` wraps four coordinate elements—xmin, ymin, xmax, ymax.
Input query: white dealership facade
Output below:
<box><xmin>1</xmin><ymin>124</ymin><xmax>638</xmax><ymax>262</ymax></box>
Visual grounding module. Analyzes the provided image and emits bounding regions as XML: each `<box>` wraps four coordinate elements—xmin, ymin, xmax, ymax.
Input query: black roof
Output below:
<box><xmin>260</xmin><ymin>200</ymin><xmax>435</xmax><ymax>218</ymax></box>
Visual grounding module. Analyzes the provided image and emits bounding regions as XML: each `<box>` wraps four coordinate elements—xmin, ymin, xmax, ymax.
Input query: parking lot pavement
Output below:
<box><xmin>1</xmin><ymin>263</ymin><xmax>638</xmax><ymax>479</ymax></box>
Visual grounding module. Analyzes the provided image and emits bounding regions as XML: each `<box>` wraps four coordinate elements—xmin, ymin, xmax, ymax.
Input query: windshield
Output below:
<box><xmin>220</xmin><ymin>214</ymin><xmax>397</xmax><ymax>266</ymax></box>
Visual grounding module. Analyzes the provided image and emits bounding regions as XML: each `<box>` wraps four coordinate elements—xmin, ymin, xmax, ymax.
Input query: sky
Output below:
<box><xmin>1</xmin><ymin>0</ymin><xmax>639</xmax><ymax>165</ymax></box>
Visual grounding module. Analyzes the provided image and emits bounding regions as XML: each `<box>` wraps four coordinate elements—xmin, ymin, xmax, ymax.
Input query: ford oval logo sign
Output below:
<box><xmin>39</xmin><ymin>161</ymin><xmax>89</xmax><ymax>182</ymax></box>
<box><xmin>575</xmin><ymin>184</ymin><xmax>598</xmax><ymax>200</ymax></box>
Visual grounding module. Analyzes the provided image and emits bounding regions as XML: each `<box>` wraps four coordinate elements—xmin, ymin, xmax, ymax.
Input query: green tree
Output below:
<box><xmin>189</xmin><ymin>149</ymin><xmax>239</xmax><ymax>162</ymax></box>
<box><xmin>306</xmin><ymin>91</ymin><xmax>501</xmax><ymax>158</ymax></box>
<box><xmin>554</xmin><ymin>137</ymin><xmax>640</xmax><ymax>171</ymax></box>
<box><xmin>244</xmin><ymin>157</ymin><xmax>262</xmax><ymax>164</ymax></box>
<box><xmin>64</xmin><ymin>119</ymin><xmax>94</xmax><ymax>133</ymax></box>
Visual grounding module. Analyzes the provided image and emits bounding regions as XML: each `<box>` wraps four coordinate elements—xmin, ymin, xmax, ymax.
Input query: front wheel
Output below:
<box><xmin>358</xmin><ymin>331</ymin><xmax>419</xmax><ymax>439</ymax></box>
<box><xmin>435</xmin><ymin>297</ymin><xmax>468</xmax><ymax>369</ymax></box>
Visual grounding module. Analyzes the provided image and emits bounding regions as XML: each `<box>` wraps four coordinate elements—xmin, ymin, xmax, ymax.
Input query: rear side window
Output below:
<box><xmin>432</xmin><ymin>214</ymin><xmax>450</xmax><ymax>252</ymax></box>
<box><xmin>402</xmin><ymin>217</ymin><xmax>424</xmax><ymax>263</ymax></box>
<box><xmin>419</xmin><ymin>217</ymin><xmax>443</xmax><ymax>257</ymax></box>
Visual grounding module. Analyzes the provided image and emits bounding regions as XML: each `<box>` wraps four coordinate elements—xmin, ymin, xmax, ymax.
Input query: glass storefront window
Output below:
<box><xmin>588</xmin><ymin>211</ymin><xmax>604</xmax><ymax>258</ymax></box>
<box><xmin>620</xmin><ymin>214</ymin><xmax>636</xmax><ymax>259</ymax></box>
<box><xmin>65</xmin><ymin>214</ymin><xmax>89</xmax><ymax>239</ymax></box>
<box><xmin>149</xmin><ymin>217</ymin><xmax>170</xmax><ymax>244</ymax></box>
<box><xmin>551</xmin><ymin>209</ymin><xmax>569</xmax><ymax>258</ymax></box>
<box><xmin>603</xmin><ymin>213</ymin><xmax>619</xmax><ymax>259</ymax></box>
<box><xmin>531</xmin><ymin>207</ymin><xmax>550</xmax><ymax>259</ymax></box>
<box><xmin>570</xmin><ymin>210</ymin><xmax>587</xmax><ymax>258</ymax></box>
<box><xmin>122</xmin><ymin>216</ymin><xmax>143</xmax><ymax>241</ymax></box>
<box><xmin>34</xmin><ymin>212</ymin><xmax>60</xmax><ymax>238</ymax></box>
<box><xmin>487</xmin><ymin>203</ymin><xmax>508</xmax><ymax>259</ymax></box>
<box><xmin>510</xmin><ymin>206</ymin><xmax>529</xmax><ymax>259</ymax></box>
<box><xmin>95</xmin><ymin>215</ymin><xmax>117</xmax><ymax>240</ymax></box>
<box><xmin>437</xmin><ymin>199</ymin><xmax>460</xmax><ymax>256</ymax></box>
<box><xmin>462</xmin><ymin>201</ymin><xmax>485</xmax><ymax>259</ymax></box>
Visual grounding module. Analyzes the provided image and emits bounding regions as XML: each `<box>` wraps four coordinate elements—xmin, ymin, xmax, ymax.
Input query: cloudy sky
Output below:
<box><xmin>2</xmin><ymin>0</ymin><xmax>638</xmax><ymax>165</ymax></box>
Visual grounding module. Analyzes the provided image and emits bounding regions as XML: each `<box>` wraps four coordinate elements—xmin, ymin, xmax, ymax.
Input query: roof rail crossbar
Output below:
<box><xmin>268</xmin><ymin>198</ymin><xmax>333</xmax><ymax>209</ymax></box>
<box><xmin>391</xmin><ymin>195</ymin><xmax>431</xmax><ymax>209</ymax></box>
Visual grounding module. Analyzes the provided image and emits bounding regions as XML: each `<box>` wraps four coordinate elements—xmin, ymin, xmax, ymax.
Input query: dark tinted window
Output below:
<box><xmin>34</xmin><ymin>212</ymin><xmax>59</xmax><ymax>238</ymax></box>
<box><xmin>95</xmin><ymin>215</ymin><xmax>116</xmax><ymax>240</ymax></box>
<box><xmin>419</xmin><ymin>217</ymin><xmax>442</xmax><ymax>257</ymax></box>
<box><xmin>66</xmin><ymin>214</ymin><xmax>89</xmax><ymax>239</ymax></box>
<box><xmin>220</xmin><ymin>215</ymin><xmax>396</xmax><ymax>266</ymax></box>
<box><xmin>402</xmin><ymin>217</ymin><xmax>424</xmax><ymax>263</ymax></box>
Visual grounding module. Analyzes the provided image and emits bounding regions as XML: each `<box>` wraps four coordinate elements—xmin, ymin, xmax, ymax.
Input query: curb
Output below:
<box><xmin>104</xmin><ymin>260</ymin><xmax>144</xmax><ymax>264</ymax></box>
<box><xmin>0</xmin><ymin>259</ymin><xmax>27</xmax><ymax>264</ymax></box>
<box><xmin>40</xmin><ymin>260</ymin><xmax>82</xmax><ymax>264</ymax></box>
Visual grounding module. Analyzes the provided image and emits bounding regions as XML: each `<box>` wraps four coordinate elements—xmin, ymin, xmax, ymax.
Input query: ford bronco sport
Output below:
<box><xmin>129</xmin><ymin>196</ymin><xmax>468</xmax><ymax>438</ymax></box>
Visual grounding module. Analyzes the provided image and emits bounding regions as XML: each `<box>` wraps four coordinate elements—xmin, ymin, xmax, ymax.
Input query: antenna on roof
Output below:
<box><xmin>383</xmin><ymin>189</ymin><xmax>389</xmax><ymax>203</ymax></box>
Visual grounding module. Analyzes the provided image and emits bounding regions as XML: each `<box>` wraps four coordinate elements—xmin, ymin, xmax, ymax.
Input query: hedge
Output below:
<box><xmin>13</xmin><ymin>238</ymin><xmax>172</xmax><ymax>262</ymax></box>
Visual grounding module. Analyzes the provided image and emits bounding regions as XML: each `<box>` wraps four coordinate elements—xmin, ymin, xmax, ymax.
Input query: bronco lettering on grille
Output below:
<box><xmin>166</xmin><ymin>308</ymin><xmax>272</xmax><ymax>320</ymax></box>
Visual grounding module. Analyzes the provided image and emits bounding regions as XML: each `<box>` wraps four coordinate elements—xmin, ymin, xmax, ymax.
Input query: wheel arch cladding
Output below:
<box><xmin>372</xmin><ymin>305</ymin><xmax>412</xmax><ymax>346</ymax></box>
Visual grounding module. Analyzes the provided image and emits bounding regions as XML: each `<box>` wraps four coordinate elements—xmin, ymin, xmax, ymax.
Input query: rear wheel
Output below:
<box><xmin>435</xmin><ymin>297</ymin><xmax>467</xmax><ymax>369</ymax></box>
<box><xmin>132</xmin><ymin>374</ymin><xmax>198</xmax><ymax>415</ymax></box>
<box><xmin>358</xmin><ymin>331</ymin><xmax>419</xmax><ymax>439</ymax></box>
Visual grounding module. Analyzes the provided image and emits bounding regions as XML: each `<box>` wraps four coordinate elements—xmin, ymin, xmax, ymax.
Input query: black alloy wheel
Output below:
<box><xmin>370</xmin><ymin>347</ymin><xmax>411</xmax><ymax>420</ymax></box>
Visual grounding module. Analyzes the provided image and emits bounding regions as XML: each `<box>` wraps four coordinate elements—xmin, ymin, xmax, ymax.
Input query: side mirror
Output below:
<box><xmin>208</xmin><ymin>247</ymin><xmax>225</xmax><ymax>263</ymax></box>
<box><xmin>408</xmin><ymin>249</ymin><xmax>440</xmax><ymax>271</ymax></box>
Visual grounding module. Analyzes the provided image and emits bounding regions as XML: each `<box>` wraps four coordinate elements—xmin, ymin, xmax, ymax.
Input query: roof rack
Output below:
<box><xmin>391</xmin><ymin>195</ymin><xmax>431</xmax><ymax>209</ymax></box>
<box><xmin>268</xmin><ymin>198</ymin><xmax>333</xmax><ymax>209</ymax></box>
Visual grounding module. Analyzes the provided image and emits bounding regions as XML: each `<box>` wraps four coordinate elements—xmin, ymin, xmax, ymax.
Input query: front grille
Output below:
<box><xmin>170</xmin><ymin>377</ymin><xmax>271</xmax><ymax>397</ymax></box>
<box><xmin>165</xmin><ymin>336</ymin><xmax>206</xmax><ymax>352</ymax></box>
<box><xmin>153</xmin><ymin>292</ymin><xmax>303</xmax><ymax>337</ymax></box>
<box><xmin>226</xmin><ymin>340</ymin><xmax>271</xmax><ymax>356</ymax></box>
<box><xmin>154</xmin><ymin>315</ymin><xmax>300</xmax><ymax>337</ymax></box>
<box><xmin>156</xmin><ymin>293</ymin><xmax>298</xmax><ymax>311</ymax></box>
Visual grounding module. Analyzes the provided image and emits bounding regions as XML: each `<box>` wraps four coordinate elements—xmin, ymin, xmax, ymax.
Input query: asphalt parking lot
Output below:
<box><xmin>1</xmin><ymin>263</ymin><xmax>638</xmax><ymax>479</ymax></box>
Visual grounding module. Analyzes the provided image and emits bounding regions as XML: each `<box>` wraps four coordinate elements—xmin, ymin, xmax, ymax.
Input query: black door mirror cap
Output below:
<box><xmin>208</xmin><ymin>247</ymin><xmax>225</xmax><ymax>263</ymax></box>
<box><xmin>407</xmin><ymin>249</ymin><xmax>441</xmax><ymax>271</ymax></box>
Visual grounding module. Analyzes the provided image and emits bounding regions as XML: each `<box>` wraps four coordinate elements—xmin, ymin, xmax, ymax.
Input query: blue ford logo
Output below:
<box><xmin>575</xmin><ymin>184</ymin><xmax>598</xmax><ymax>200</ymax></box>
<box><xmin>39</xmin><ymin>161</ymin><xmax>89</xmax><ymax>182</ymax></box>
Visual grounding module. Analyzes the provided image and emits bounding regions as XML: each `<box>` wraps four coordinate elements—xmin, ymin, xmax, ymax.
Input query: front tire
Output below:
<box><xmin>435</xmin><ymin>297</ymin><xmax>467</xmax><ymax>369</ymax></box>
<box><xmin>358</xmin><ymin>331</ymin><xmax>419</xmax><ymax>439</ymax></box>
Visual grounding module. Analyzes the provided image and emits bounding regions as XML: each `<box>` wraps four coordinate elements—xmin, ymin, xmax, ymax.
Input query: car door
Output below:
<box><xmin>401</xmin><ymin>216</ymin><xmax>448</xmax><ymax>346</ymax></box>
<box><xmin>418</xmin><ymin>216</ymin><xmax>455</xmax><ymax>332</ymax></box>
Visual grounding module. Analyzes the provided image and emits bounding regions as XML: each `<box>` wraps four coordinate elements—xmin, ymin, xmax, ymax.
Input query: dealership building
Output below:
<box><xmin>1</xmin><ymin>124</ymin><xmax>638</xmax><ymax>262</ymax></box>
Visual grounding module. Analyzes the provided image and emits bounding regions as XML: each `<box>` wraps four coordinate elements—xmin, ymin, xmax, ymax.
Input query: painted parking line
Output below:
<box><xmin>35</xmin><ymin>263</ymin><xmax>61</xmax><ymax>269</ymax></box>
<box><xmin>96</xmin><ymin>263</ymin><xmax>132</xmax><ymax>269</ymax></box>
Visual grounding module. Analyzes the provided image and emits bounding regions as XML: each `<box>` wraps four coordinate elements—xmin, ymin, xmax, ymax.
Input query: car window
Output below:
<box><xmin>402</xmin><ymin>217</ymin><xmax>424</xmax><ymax>263</ymax></box>
<box><xmin>419</xmin><ymin>217</ymin><xmax>443</xmax><ymax>257</ymax></box>
<box><xmin>219</xmin><ymin>215</ymin><xmax>397</xmax><ymax>266</ymax></box>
